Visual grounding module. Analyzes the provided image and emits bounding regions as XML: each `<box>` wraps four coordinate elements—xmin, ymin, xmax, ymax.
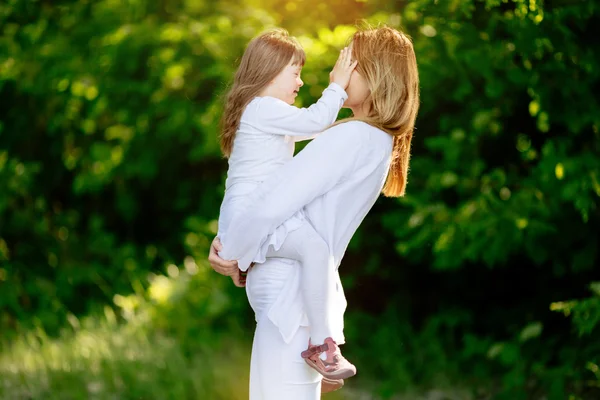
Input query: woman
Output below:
<box><xmin>209</xmin><ymin>25</ymin><xmax>420</xmax><ymax>399</ymax></box>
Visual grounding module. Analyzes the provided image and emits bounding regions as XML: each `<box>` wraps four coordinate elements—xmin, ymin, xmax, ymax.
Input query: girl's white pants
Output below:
<box><xmin>265</xmin><ymin>222</ymin><xmax>335</xmax><ymax>345</ymax></box>
<box><xmin>246</xmin><ymin>258</ymin><xmax>322</xmax><ymax>399</ymax></box>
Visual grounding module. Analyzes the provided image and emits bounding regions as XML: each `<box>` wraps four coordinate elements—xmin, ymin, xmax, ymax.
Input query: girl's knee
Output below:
<box><xmin>304</xmin><ymin>234</ymin><xmax>329</xmax><ymax>259</ymax></box>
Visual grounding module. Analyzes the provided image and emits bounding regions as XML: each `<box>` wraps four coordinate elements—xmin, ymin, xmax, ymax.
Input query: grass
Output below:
<box><xmin>0</xmin><ymin>317</ymin><xmax>476</xmax><ymax>400</ymax></box>
<box><xmin>0</xmin><ymin>310</ymin><xmax>387</xmax><ymax>400</ymax></box>
<box><xmin>0</xmin><ymin>312</ymin><xmax>252</xmax><ymax>400</ymax></box>
<box><xmin>0</xmin><ymin>266</ymin><xmax>488</xmax><ymax>400</ymax></box>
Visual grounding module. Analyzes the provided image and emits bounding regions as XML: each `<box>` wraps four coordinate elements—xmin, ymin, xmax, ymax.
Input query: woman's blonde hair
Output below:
<box><xmin>340</xmin><ymin>25</ymin><xmax>420</xmax><ymax>197</ymax></box>
<box><xmin>220</xmin><ymin>28</ymin><xmax>306</xmax><ymax>157</ymax></box>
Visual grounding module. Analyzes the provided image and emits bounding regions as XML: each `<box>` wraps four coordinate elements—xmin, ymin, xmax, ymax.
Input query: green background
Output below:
<box><xmin>1</xmin><ymin>0</ymin><xmax>599</xmax><ymax>399</ymax></box>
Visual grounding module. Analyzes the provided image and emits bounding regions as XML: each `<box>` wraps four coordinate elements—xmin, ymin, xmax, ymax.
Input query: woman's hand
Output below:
<box><xmin>208</xmin><ymin>237</ymin><xmax>245</xmax><ymax>287</ymax></box>
<box><xmin>329</xmin><ymin>46</ymin><xmax>358</xmax><ymax>90</ymax></box>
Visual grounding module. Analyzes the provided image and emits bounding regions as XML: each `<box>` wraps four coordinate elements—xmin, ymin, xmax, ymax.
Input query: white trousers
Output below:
<box><xmin>246</xmin><ymin>258</ymin><xmax>322</xmax><ymax>400</ymax></box>
<box><xmin>265</xmin><ymin>222</ymin><xmax>335</xmax><ymax>344</ymax></box>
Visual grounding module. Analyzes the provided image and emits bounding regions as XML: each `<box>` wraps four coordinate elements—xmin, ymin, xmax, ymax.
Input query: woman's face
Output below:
<box><xmin>343</xmin><ymin>68</ymin><xmax>369</xmax><ymax>111</ymax></box>
<box><xmin>343</xmin><ymin>46</ymin><xmax>369</xmax><ymax>112</ymax></box>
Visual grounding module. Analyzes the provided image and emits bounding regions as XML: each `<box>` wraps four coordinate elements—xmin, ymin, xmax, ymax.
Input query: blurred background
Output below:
<box><xmin>0</xmin><ymin>0</ymin><xmax>599</xmax><ymax>399</ymax></box>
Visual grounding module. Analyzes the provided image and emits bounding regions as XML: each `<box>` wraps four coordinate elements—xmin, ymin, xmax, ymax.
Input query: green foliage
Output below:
<box><xmin>551</xmin><ymin>281</ymin><xmax>600</xmax><ymax>338</ymax></box>
<box><xmin>381</xmin><ymin>0</ymin><xmax>600</xmax><ymax>270</ymax></box>
<box><xmin>0</xmin><ymin>0</ymin><xmax>250</xmax><ymax>334</ymax></box>
<box><xmin>1</xmin><ymin>0</ymin><xmax>599</xmax><ymax>399</ymax></box>
<box><xmin>0</xmin><ymin>296</ymin><xmax>251</xmax><ymax>400</ymax></box>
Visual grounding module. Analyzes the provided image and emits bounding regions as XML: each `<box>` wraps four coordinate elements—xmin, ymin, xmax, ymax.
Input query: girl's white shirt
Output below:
<box><xmin>221</xmin><ymin>121</ymin><xmax>393</xmax><ymax>344</ymax></box>
<box><xmin>218</xmin><ymin>83</ymin><xmax>347</xmax><ymax>242</ymax></box>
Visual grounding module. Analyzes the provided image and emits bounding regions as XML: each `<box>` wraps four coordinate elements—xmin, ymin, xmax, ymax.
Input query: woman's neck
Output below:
<box><xmin>350</xmin><ymin>103</ymin><xmax>369</xmax><ymax>118</ymax></box>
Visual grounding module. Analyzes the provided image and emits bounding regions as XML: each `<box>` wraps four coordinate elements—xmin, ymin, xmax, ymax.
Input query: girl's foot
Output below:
<box><xmin>322</xmin><ymin>377</ymin><xmax>344</xmax><ymax>394</ymax></box>
<box><xmin>301</xmin><ymin>337</ymin><xmax>357</xmax><ymax>380</ymax></box>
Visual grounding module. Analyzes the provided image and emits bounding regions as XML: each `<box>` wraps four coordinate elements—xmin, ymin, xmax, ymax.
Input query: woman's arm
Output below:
<box><xmin>219</xmin><ymin>123</ymin><xmax>365</xmax><ymax>270</ymax></box>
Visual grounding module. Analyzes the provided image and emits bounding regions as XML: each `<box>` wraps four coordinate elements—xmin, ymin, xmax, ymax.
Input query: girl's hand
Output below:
<box><xmin>329</xmin><ymin>46</ymin><xmax>358</xmax><ymax>90</ymax></box>
<box><xmin>231</xmin><ymin>269</ymin><xmax>247</xmax><ymax>288</ymax></box>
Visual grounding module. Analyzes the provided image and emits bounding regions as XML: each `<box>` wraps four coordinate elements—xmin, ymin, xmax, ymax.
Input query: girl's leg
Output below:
<box><xmin>265</xmin><ymin>223</ymin><xmax>357</xmax><ymax>380</ymax></box>
<box><xmin>265</xmin><ymin>223</ymin><xmax>334</xmax><ymax>344</ymax></box>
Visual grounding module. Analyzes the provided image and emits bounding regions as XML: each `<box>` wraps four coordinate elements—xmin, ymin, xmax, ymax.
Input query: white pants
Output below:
<box><xmin>265</xmin><ymin>222</ymin><xmax>335</xmax><ymax>344</ymax></box>
<box><xmin>246</xmin><ymin>258</ymin><xmax>322</xmax><ymax>400</ymax></box>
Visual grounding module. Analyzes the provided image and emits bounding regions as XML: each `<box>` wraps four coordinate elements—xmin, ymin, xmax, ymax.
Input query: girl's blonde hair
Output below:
<box><xmin>340</xmin><ymin>25</ymin><xmax>420</xmax><ymax>197</ymax></box>
<box><xmin>220</xmin><ymin>28</ymin><xmax>306</xmax><ymax>157</ymax></box>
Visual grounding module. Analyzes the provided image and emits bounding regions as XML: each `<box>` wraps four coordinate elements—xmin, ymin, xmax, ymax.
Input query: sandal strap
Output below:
<box><xmin>301</xmin><ymin>342</ymin><xmax>330</xmax><ymax>358</ymax></box>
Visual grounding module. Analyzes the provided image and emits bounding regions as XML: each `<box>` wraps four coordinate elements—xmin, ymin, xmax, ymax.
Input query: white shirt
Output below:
<box><xmin>220</xmin><ymin>121</ymin><xmax>393</xmax><ymax>343</ymax></box>
<box><xmin>217</xmin><ymin>83</ymin><xmax>348</xmax><ymax>240</ymax></box>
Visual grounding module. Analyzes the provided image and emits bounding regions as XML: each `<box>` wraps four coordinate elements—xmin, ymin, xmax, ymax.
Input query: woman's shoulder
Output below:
<box><xmin>328</xmin><ymin>119</ymin><xmax>383</xmax><ymax>131</ymax></box>
<box><xmin>319</xmin><ymin>121</ymin><xmax>392</xmax><ymax>163</ymax></box>
<box><xmin>325</xmin><ymin>120</ymin><xmax>390</xmax><ymax>144</ymax></box>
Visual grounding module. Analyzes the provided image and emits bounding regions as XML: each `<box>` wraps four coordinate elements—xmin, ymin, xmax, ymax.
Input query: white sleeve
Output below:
<box><xmin>219</xmin><ymin>122</ymin><xmax>365</xmax><ymax>270</ymax></box>
<box><xmin>253</xmin><ymin>83</ymin><xmax>347</xmax><ymax>138</ymax></box>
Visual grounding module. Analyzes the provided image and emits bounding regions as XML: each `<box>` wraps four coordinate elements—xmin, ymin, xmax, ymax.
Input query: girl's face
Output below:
<box><xmin>262</xmin><ymin>59</ymin><xmax>304</xmax><ymax>104</ymax></box>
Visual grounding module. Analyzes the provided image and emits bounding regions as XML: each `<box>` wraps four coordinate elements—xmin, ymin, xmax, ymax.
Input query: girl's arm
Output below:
<box><xmin>254</xmin><ymin>83</ymin><xmax>347</xmax><ymax>139</ymax></box>
<box><xmin>254</xmin><ymin>46</ymin><xmax>357</xmax><ymax>140</ymax></box>
<box><xmin>219</xmin><ymin>122</ymin><xmax>365</xmax><ymax>270</ymax></box>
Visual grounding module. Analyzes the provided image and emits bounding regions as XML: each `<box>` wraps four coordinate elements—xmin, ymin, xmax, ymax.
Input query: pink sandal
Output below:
<box><xmin>301</xmin><ymin>337</ymin><xmax>357</xmax><ymax>380</ymax></box>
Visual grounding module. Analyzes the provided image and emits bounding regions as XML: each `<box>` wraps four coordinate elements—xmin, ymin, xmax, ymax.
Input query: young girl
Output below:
<box><xmin>216</xmin><ymin>28</ymin><xmax>358</xmax><ymax>383</ymax></box>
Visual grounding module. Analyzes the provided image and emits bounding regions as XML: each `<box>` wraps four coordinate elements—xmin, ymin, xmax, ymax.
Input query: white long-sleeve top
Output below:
<box><xmin>220</xmin><ymin>121</ymin><xmax>393</xmax><ymax>343</ymax></box>
<box><xmin>217</xmin><ymin>83</ymin><xmax>348</xmax><ymax>242</ymax></box>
